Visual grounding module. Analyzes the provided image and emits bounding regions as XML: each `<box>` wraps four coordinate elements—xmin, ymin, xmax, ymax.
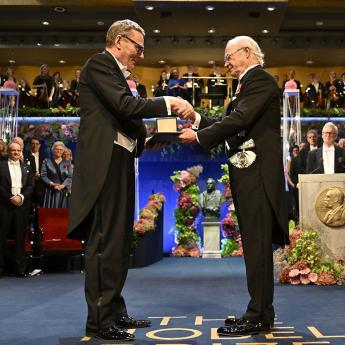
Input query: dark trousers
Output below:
<box><xmin>85</xmin><ymin>144</ymin><xmax>135</xmax><ymax>332</ymax></box>
<box><xmin>0</xmin><ymin>203</ymin><xmax>30</xmax><ymax>273</ymax></box>
<box><xmin>231</xmin><ymin>169</ymin><xmax>275</xmax><ymax>325</ymax></box>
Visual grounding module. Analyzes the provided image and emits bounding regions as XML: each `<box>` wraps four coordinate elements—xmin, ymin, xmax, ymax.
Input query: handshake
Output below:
<box><xmin>168</xmin><ymin>96</ymin><xmax>195</xmax><ymax>122</ymax></box>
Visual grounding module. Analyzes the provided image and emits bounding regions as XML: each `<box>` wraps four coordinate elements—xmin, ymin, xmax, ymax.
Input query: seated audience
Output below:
<box><xmin>41</xmin><ymin>141</ymin><xmax>73</xmax><ymax>208</ymax></box>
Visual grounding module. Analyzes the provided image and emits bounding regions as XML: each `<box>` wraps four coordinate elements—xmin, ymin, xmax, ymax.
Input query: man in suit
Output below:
<box><xmin>0</xmin><ymin>142</ymin><xmax>34</xmax><ymax>277</ymax></box>
<box><xmin>307</xmin><ymin>122</ymin><xmax>345</xmax><ymax>174</ymax></box>
<box><xmin>298</xmin><ymin>129</ymin><xmax>319</xmax><ymax>174</ymax></box>
<box><xmin>67</xmin><ymin>19</ymin><xmax>193</xmax><ymax>341</ymax></box>
<box><xmin>179</xmin><ymin>35</ymin><xmax>289</xmax><ymax>336</ymax></box>
<box><xmin>24</xmin><ymin>137</ymin><xmax>46</xmax><ymax>207</ymax></box>
<box><xmin>183</xmin><ymin>65</ymin><xmax>203</xmax><ymax>106</ymax></box>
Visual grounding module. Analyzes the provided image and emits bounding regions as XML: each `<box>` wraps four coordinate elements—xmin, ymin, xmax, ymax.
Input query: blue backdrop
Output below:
<box><xmin>138</xmin><ymin>144</ymin><xmax>228</xmax><ymax>253</ymax></box>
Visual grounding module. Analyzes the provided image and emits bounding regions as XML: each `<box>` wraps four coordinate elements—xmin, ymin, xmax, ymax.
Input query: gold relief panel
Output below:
<box><xmin>315</xmin><ymin>187</ymin><xmax>345</xmax><ymax>227</ymax></box>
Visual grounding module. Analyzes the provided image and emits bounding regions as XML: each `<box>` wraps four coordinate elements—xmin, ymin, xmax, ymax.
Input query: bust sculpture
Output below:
<box><xmin>199</xmin><ymin>178</ymin><xmax>225</xmax><ymax>219</ymax></box>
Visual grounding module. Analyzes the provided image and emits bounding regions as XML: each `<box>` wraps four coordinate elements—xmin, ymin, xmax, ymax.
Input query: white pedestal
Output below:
<box><xmin>202</xmin><ymin>220</ymin><xmax>221</xmax><ymax>258</ymax></box>
<box><xmin>299</xmin><ymin>173</ymin><xmax>345</xmax><ymax>260</ymax></box>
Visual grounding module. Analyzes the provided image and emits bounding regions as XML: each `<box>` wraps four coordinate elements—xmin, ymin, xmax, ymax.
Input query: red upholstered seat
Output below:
<box><xmin>38</xmin><ymin>208</ymin><xmax>82</xmax><ymax>252</ymax></box>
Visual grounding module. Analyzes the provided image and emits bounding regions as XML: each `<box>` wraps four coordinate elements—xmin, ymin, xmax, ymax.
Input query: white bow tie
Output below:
<box><xmin>9</xmin><ymin>160</ymin><xmax>20</xmax><ymax>166</ymax></box>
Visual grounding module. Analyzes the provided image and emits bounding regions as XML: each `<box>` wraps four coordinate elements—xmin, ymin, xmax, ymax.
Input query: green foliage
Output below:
<box><xmin>177</xmin><ymin>229</ymin><xmax>200</xmax><ymax>247</ymax></box>
<box><xmin>221</xmin><ymin>238</ymin><xmax>238</xmax><ymax>257</ymax></box>
<box><xmin>195</xmin><ymin>106</ymin><xmax>224</xmax><ymax>119</ymax></box>
<box><xmin>218</xmin><ymin>164</ymin><xmax>230</xmax><ymax>184</ymax></box>
<box><xmin>18</xmin><ymin>106</ymin><xmax>80</xmax><ymax>117</ymax></box>
<box><xmin>316</xmin><ymin>262</ymin><xmax>344</xmax><ymax>280</ymax></box>
<box><xmin>288</xmin><ymin>220</ymin><xmax>296</xmax><ymax>233</ymax></box>
<box><xmin>288</xmin><ymin>229</ymin><xmax>321</xmax><ymax>269</ymax></box>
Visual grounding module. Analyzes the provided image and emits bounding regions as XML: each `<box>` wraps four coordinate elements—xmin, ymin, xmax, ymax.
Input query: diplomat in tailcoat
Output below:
<box><xmin>197</xmin><ymin>65</ymin><xmax>289</xmax><ymax>324</ymax></box>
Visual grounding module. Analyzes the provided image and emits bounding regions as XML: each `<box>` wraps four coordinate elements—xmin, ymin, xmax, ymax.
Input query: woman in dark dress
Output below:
<box><xmin>41</xmin><ymin>141</ymin><xmax>73</xmax><ymax>208</ymax></box>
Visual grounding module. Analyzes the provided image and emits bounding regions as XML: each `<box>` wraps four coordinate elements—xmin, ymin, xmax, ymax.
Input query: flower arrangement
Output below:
<box><xmin>133</xmin><ymin>193</ymin><xmax>165</xmax><ymax>243</ymax></box>
<box><xmin>170</xmin><ymin>164</ymin><xmax>203</xmax><ymax>257</ymax></box>
<box><xmin>220</xmin><ymin>205</ymin><xmax>243</xmax><ymax>257</ymax></box>
<box><xmin>274</xmin><ymin>226</ymin><xmax>345</xmax><ymax>285</ymax></box>
<box><xmin>218</xmin><ymin>163</ymin><xmax>231</xmax><ymax>199</ymax></box>
<box><xmin>18</xmin><ymin>122</ymin><xmax>79</xmax><ymax>147</ymax></box>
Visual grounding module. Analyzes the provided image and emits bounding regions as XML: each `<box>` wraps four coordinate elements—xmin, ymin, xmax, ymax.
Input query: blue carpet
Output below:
<box><xmin>0</xmin><ymin>257</ymin><xmax>344</xmax><ymax>345</ymax></box>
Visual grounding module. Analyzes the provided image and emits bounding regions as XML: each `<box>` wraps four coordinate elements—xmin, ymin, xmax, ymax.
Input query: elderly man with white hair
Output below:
<box><xmin>307</xmin><ymin>122</ymin><xmax>345</xmax><ymax>174</ymax></box>
<box><xmin>180</xmin><ymin>36</ymin><xmax>289</xmax><ymax>336</ymax></box>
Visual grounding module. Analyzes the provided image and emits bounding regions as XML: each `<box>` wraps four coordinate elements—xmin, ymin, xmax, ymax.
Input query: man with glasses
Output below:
<box><xmin>67</xmin><ymin>19</ymin><xmax>193</xmax><ymax>342</ymax></box>
<box><xmin>179</xmin><ymin>36</ymin><xmax>289</xmax><ymax>336</ymax></box>
<box><xmin>307</xmin><ymin>122</ymin><xmax>345</xmax><ymax>174</ymax></box>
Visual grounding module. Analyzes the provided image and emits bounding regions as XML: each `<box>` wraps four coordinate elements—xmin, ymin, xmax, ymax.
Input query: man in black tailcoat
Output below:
<box><xmin>67</xmin><ymin>19</ymin><xmax>193</xmax><ymax>342</ymax></box>
<box><xmin>307</xmin><ymin>122</ymin><xmax>345</xmax><ymax>174</ymax></box>
<box><xmin>179</xmin><ymin>35</ymin><xmax>289</xmax><ymax>337</ymax></box>
<box><xmin>0</xmin><ymin>142</ymin><xmax>34</xmax><ymax>277</ymax></box>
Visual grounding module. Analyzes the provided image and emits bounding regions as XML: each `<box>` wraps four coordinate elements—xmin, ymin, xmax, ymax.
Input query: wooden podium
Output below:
<box><xmin>299</xmin><ymin>173</ymin><xmax>345</xmax><ymax>260</ymax></box>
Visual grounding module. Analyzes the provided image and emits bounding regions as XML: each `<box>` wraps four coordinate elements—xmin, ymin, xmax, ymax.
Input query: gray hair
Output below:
<box><xmin>106</xmin><ymin>19</ymin><xmax>145</xmax><ymax>48</ymax></box>
<box><xmin>226</xmin><ymin>36</ymin><xmax>265</xmax><ymax>66</ymax></box>
<box><xmin>52</xmin><ymin>141</ymin><xmax>66</xmax><ymax>151</ymax></box>
<box><xmin>323</xmin><ymin>122</ymin><xmax>338</xmax><ymax>136</ymax></box>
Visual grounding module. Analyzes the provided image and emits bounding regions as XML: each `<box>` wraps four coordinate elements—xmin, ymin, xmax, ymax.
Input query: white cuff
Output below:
<box><xmin>163</xmin><ymin>96</ymin><xmax>172</xmax><ymax>115</ymax></box>
<box><xmin>195</xmin><ymin>132</ymin><xmax>200</xmax><ymax>144</ymax></box>
<box><xmin>192</xmin><ymin>112</ymin><xmax>201</xmax><ymax>129</ymax></box>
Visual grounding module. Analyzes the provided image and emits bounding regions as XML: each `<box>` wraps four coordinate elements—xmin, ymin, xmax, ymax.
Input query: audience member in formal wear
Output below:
<box><xmin>338</xmin><ymin>138</ymin><xmax>345</xmax><ymax>148</ymax></box>
<box><xmin>70</xmin><ymin>69</ymin><xmax>81</xmax><ymax>107</ymax></box>
<box><xmin>207</xmin><ymin>65</ymin><xmax>228</xmax><ymax>106</ymax></box>
<box><xmin>32</xmin><ymin>64</ymin><xmax>54</xmax><ymax>109</ymax></box>
<box><xmin>286</xmin><ymin>145</ymin><xmax>300</xmax><ymax>221</ymax></box>
<box><xmin>0</xmin><ymin>142</ymin><xmax>34</xmax><ymax>277</ymax></box>
<box><xmin>41</xmin><ymin>141</ymin><xmax>73</xmax><ymax>208</ymax></box>
<box><xmin>62</xmin><ymin>147</ymin><xmax>74</xmax><ymax>166</ymax></box>
<box><xmin>307</xmin><ymin>122</ymin><xmax>345</xmax><ymax>174</ymax></box>
<box><xmin>0</xmin><ymin>139</ymin><xmax>7</xmax><ymax>160</ymax></box>
<box><xmin>179</xmin><ymin>35</ymin><xmax>289</xmax><ymax>337</ymax></box>
<box><xmin>183</xmin><ymin>65</ymin><xmax>203</xmax><ymax>106</ymax></box>
<box><xmin>66</xmin><ymin>19</ymin><xmax>193</xmax><ymax>342</ymax></box>
<box><xmin>51</xmin><ymin>71</ymin><xmax>64</xmax><ymax>108</ymax></box>
<box><xmin>154</xmin><ymin>70</ymin><xmax>169</xmax><ymax>97</ymax></box>
<box><xmin>24</xmin><ymin>137</ymin><xmax>46</xmax><ymax>207</ymax></box>
<box><xmin>283</xmin><ymin>69</ymin><xmax>302</xmax><ymax>97</ymax></box>
<box><xmin>303</xmin><ymin>73</ymin><xmax>324</xmax><ymax>109</ymax></box>
<box><xmin>324</xmin><ymin>71</ymin><xmax>343</xmax><ymax>109</ymax></box>
<box><xmin>18</xmin><ymin>79</ymin><xmax>33</xmax><ymax>108</ymax></box>
<box><xmin>298</xmin><ymin>129</ymin><xmax>319</xmax><ymax>174</ymax></box>
<box><xmin>167</xmin><ymin>68</ymin><xmax>187</xmax><ymax>99</ymax></box>
<box><xmin>132</xmin><ymin>74</ymin><xmax>147</xmax><ymax>98</ymax></box>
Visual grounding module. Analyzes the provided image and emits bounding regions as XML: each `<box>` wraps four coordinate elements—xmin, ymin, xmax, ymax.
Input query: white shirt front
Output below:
<box><xmin>8</xmin><ymin>159</ymin><xmax>22</xmax><ymax>195</ymax></box>
<box><xmin>31</xmin><ymin>151</ymin><xmax>39</xmax><ymax>173</ymax></box>
<box><xmin>323</xmin><ymin>144</ymin><xmax>335</xmax><ymax>174</ymax></box>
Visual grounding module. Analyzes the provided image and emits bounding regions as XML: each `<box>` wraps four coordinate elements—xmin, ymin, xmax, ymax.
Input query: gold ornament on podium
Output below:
<box><xmin>315</xmin><ymin>187</ymin><xmax>345</xmax><ymax>227</ymax></box>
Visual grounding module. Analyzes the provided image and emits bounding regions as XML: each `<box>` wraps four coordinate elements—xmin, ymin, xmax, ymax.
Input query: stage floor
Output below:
<box><xmin>0</xmin><ymin>257</ymin><xmax>344</xmax><ymax>345</ymax></box>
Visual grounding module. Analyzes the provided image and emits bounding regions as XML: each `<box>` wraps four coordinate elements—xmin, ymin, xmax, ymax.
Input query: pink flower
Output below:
<box><xmin>61</xmin><ymin>124</ymin><xmax>66</xmax><ymax>129</ymax></box>
<box><xmin>289</xmin><ymin>269</ymin><xmax>300</xmax><ymax>277</ymax></box>
<box><xmin>290</xmin><ymin>277</ymin><xmax>301</xmax><ymax>285</ymax></box>
<box><xmin>308</xmin><ymin>272</ymin><xmax>318</xmax><ymax>283</ymax></box>
<box><xmin>299</xmin><ymin>268</ymin><xmax>311</xmax><ymax>275</ymax></box>
<box><xmin>300</xmin><ymin>276</ymin><xmax>310</xmax><ymax>285</ymax></box>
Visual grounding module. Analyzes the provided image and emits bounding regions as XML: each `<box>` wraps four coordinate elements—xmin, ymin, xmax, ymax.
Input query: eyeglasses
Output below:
<box><xmin>224</xmin><ymin>47</ymin><xmax>247</xmax><ymax>62</ymax></box>
<box><xmin>121</xmin><ymin>34</ymin><xmax>144</xmax><ymax>55</ymax></box>
<box><xmin>322</xmin><ymin>131</ymin><xmax>336</xmax><ymax>136</ymax></box>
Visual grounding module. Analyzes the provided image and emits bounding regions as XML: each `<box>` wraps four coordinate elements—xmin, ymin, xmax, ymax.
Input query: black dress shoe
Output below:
<box><xmin>224</xmin><ymin>317</ymin><xmax>246</xmax><ymax>326</ymax></box>
<box><xmin>217</xmin><ymin>320</ymin><xmax>272</xmax><ymax>337</ymax></box>
<box><xmin>86</xmin><ymin>325</ymin><xmax>134</xmax><ymax>341</ymax></box>
<box><xmin>115</xmin><ymin>316</ymin><xmax>151</xmax><ymax>329</ymax></box>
